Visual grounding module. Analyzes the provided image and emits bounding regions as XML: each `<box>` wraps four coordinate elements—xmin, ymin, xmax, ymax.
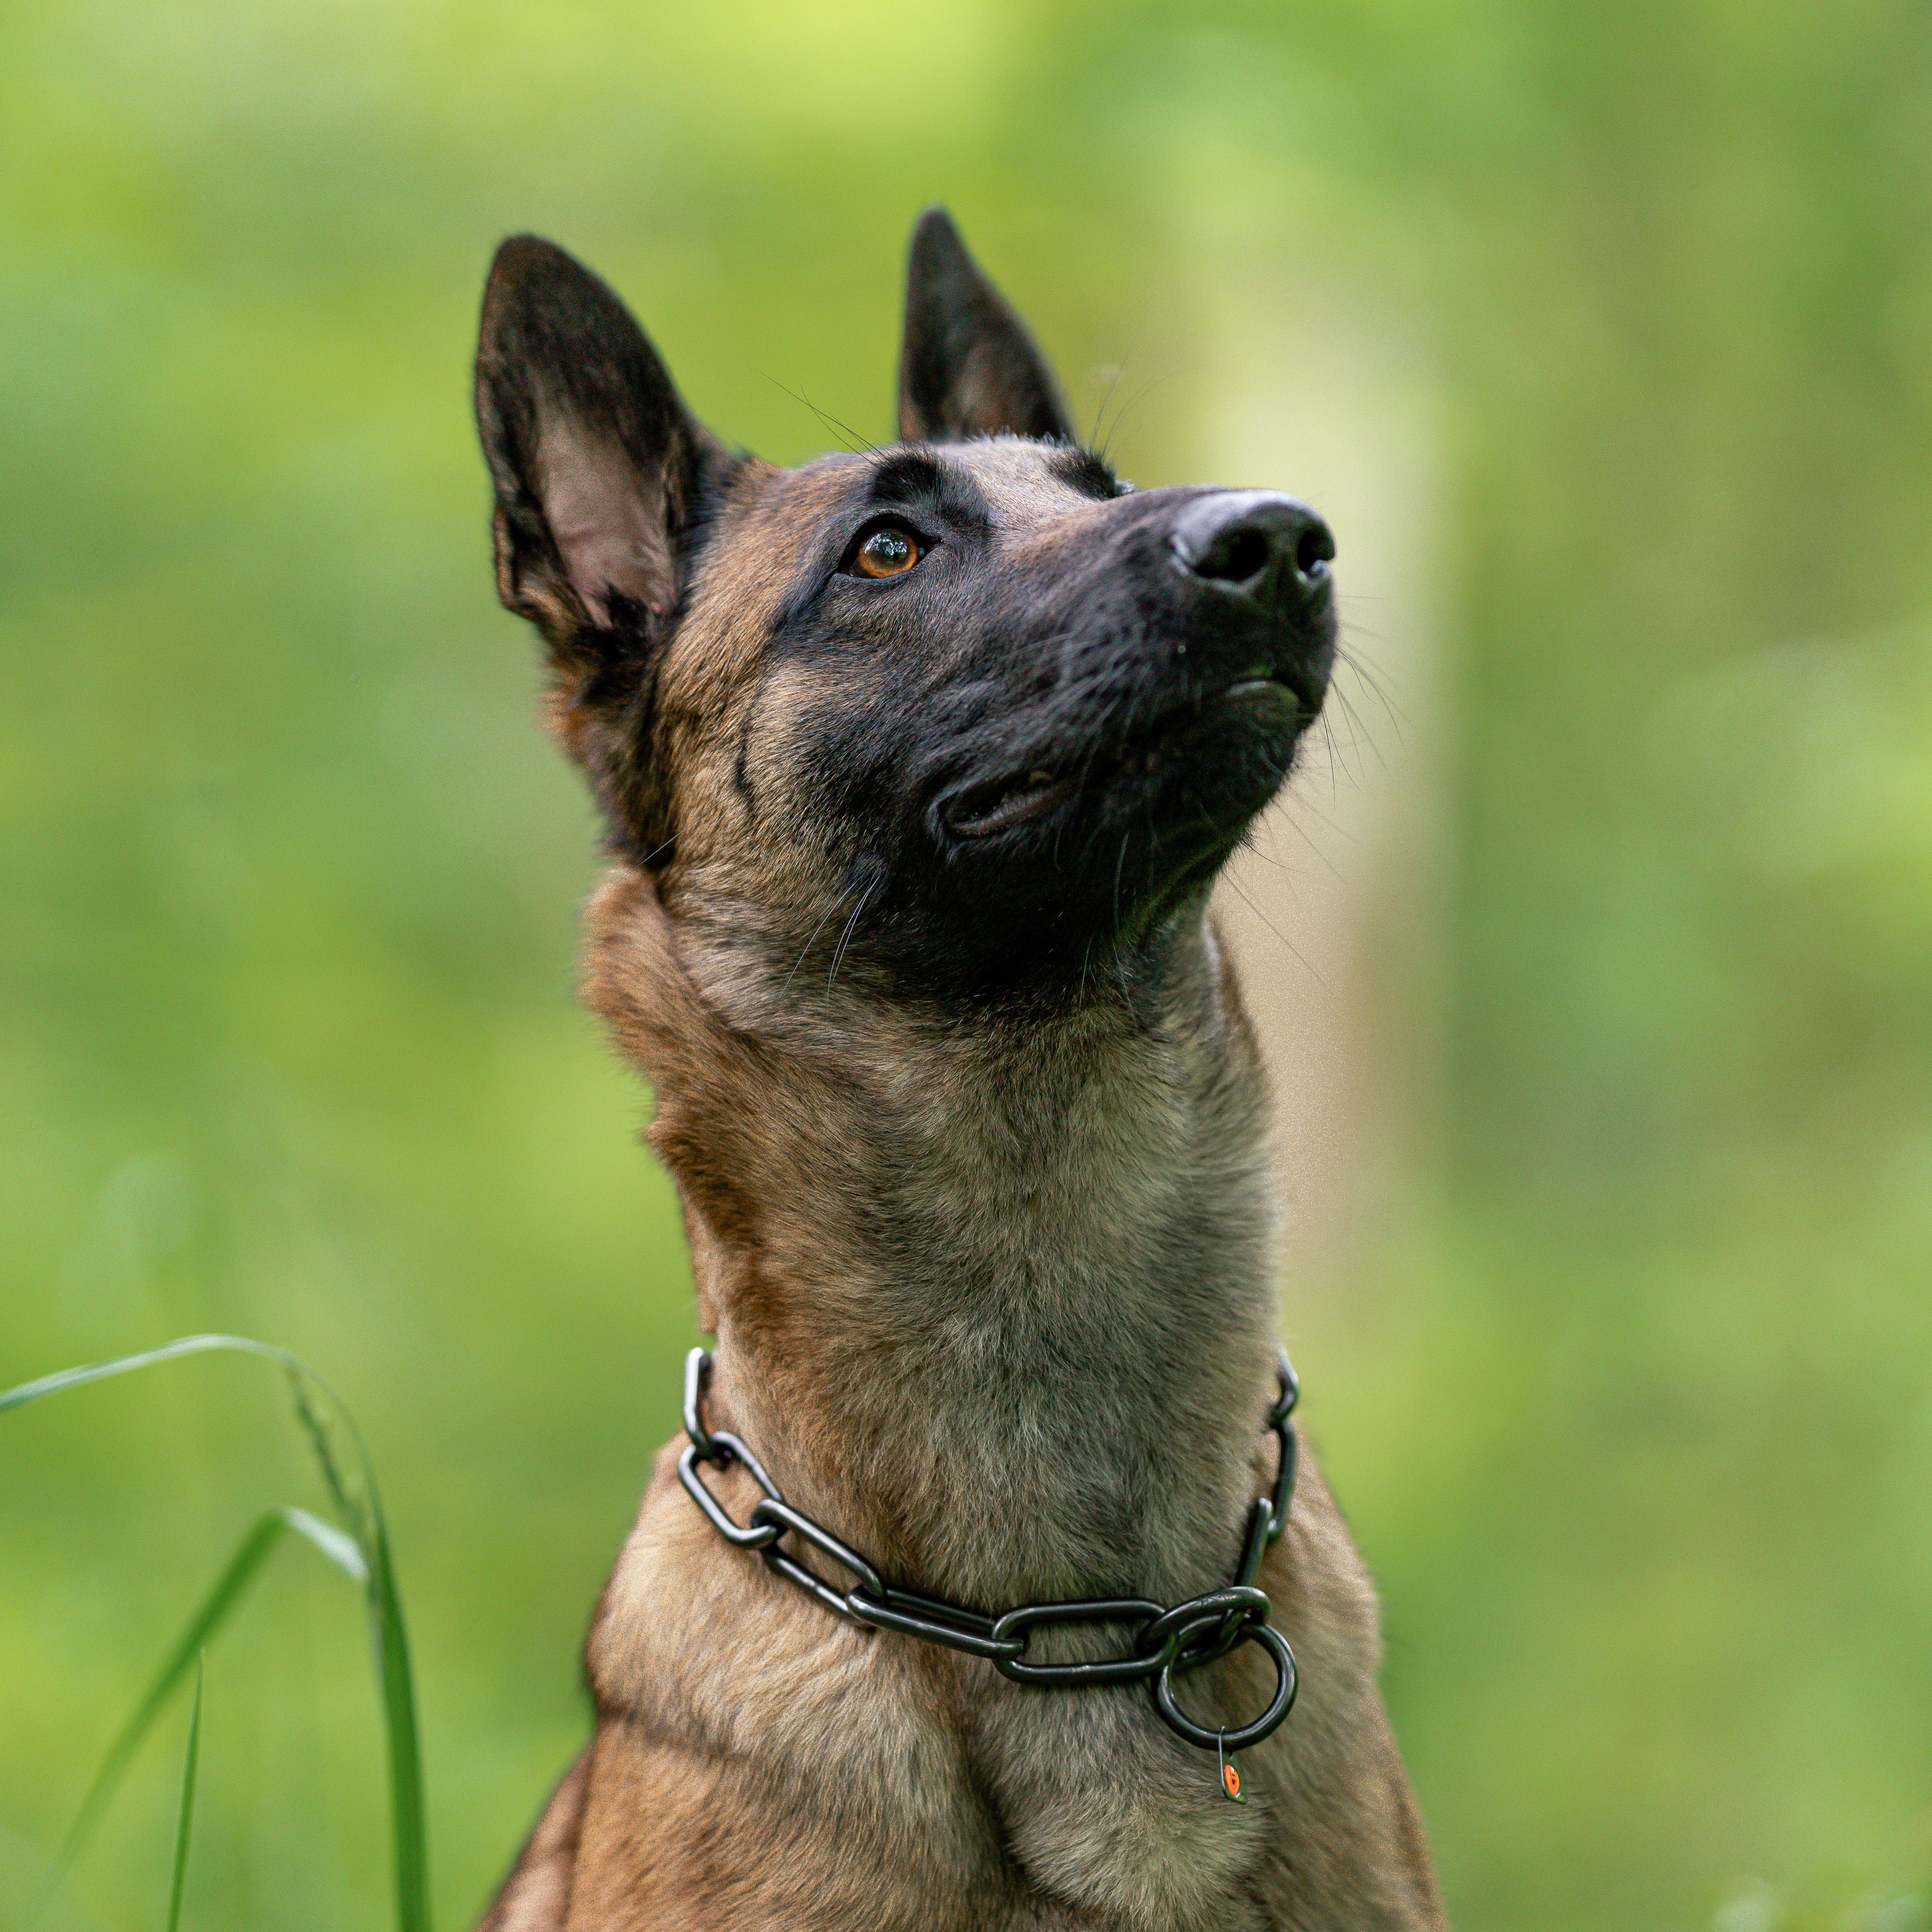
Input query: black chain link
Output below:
<box><xmin>676</xmin><ymin>1346</ymin><xmax>1301</xmax><ymax>1754</ymax></box>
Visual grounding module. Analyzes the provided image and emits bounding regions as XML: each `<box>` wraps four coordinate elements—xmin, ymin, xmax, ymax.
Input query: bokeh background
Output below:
<box><xmin>5</xmin><ymin>2</ymin><xmax>1930</xmax><ymax>1927</ymax></box>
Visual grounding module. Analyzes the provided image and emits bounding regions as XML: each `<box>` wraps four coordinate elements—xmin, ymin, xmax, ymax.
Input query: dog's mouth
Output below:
<box><xmin>940</xmin><ymin>673</ymin><xmax>1302</xmax><ymax>840</ymax></box>
<box><xmin>942</xmin><ymin>767</ymin><xmax>1084</xmax><ymax>838</ymax></box>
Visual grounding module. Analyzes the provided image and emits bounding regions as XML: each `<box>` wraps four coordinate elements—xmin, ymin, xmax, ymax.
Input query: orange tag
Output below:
<box><xmin>1221</xmin><ymin>1759</ymin><xmax>1246</xmax><ymax>1803</ymax></box>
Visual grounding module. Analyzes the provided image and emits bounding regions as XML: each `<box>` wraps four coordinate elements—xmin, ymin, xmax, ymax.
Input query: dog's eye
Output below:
<box><xmin>849</xmin><ymin>525</ymin><xmax>923</xmax><ymax>579</ymax></box>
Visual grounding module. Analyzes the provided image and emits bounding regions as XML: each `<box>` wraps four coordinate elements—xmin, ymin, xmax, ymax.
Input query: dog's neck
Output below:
<box><xmin>585</xmin><ymin>866</ymin><xmax>1286</xmax><ymax>1608</ymax></box>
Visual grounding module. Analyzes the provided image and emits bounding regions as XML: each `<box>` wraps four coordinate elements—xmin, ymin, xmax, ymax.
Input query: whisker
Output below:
<box><xmin>1098</xmin><ymin>367</ymin><xmax>1179</xmax><ymax>465</ymax></box>
<box><xmin>825</xmin><ymin>875</ymin><xmax>878</xmax><ymax>990</ymax></box>
<box><xmin>760</xmin><ymin>372</ymin><xmax>881</xmax><ymax>456</ymax></box>
<box><xmin>779</xmin><ymin>887</ymin><xmax>855</xmax><ymax>1002</ymax></box>
<box><xmin>1326</xmin><ymin>680</ymin><xmax>1388</xmax><ymax>776</ymax></box>
<box><xmin>1282</xmin><ymin>782</ymin><xmax>1359</xmax><ymax>847</ymax></box>
<box><xmin>1224</xmin><ymin>872</ymin><xmax>1325</xmax><ymax>988</ymax></box>
<box><xmin>1087</xmin><ymin>357</ymin><xmax>1127</xmax><ymax>454</ymax></box>
<box><xmin>1336</xmin><ymin>639</ymin><xmax>1409</xmax><ymax>739</ymax></box>
<box><xmin>1316</xmin><ymin>713</ymin><xmax>1345</xmax><ymax>800</ymax></box>
<box><xmin>1247</xmin><ymin>797</ymin><xmax>1350</xmax><ymax>882</ymax></box>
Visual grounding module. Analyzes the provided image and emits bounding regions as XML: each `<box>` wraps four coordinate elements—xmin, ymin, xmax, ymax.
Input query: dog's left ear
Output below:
<box><xmin>898</xmin><ymin>207</ymin><xmax>1074</xmax><ymax>444</ymax></box>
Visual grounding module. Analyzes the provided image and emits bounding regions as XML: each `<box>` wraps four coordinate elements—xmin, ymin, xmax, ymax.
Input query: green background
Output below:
<box><xmin>4</xmin><ymin>2</ymin><xmax>1930</xmax><ymax>1927</ymax></box>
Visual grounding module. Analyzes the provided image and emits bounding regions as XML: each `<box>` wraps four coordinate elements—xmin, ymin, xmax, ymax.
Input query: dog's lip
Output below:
<box><xmin>939</xmin><ymin>673</ymin><xmax>1301</xmax><ymax>840</ymax></box>
<box><xmin>942</xmin><ymin>767</ymin><xmax>1082</xmax><ymax>838</ymax></box>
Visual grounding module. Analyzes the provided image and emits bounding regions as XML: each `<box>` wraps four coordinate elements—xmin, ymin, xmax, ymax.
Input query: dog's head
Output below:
<box><xmin>475</xmin><ymin>209</ymin><xmax>1333</xmax><ymax>1005</ymax></box>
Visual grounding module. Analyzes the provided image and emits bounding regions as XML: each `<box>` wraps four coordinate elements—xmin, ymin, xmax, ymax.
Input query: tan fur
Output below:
<box><xmin>476</xmin><ymin>427</ymin><xmax>1446</xmax><ymax>1927</ymax></box>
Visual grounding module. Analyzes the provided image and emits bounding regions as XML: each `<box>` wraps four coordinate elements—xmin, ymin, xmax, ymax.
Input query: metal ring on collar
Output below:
<box><xmin>1151</xmin><ymin>1620</ymin><xmax>1298</xmax><ymax>1752</ymax></box>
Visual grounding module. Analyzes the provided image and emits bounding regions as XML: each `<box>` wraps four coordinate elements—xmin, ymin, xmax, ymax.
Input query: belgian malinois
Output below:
<box><xmin>471</xmin><ymin>207</ymin><xmax>1446</xmax><ymax>1931</ymax></box>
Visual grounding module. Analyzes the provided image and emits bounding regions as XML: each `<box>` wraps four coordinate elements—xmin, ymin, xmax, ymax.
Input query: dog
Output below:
<box><xmin>470</xmin><ymin>207</ymin><xmax>1447</xmax><ymax>1932</ymax></box>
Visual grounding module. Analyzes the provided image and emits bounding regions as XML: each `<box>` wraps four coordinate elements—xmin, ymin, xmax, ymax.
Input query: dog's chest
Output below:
<box><xmin>580</xmin><ymin>1460</ymin><xmax>1285</xmax><ymax>1932</ymax></box>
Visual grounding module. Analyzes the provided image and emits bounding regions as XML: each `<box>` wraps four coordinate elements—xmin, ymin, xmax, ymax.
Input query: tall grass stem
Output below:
<box><xmin>2</xmin><ymin>1336</ymin><xmax>430</xmax><ymax>1932</ymax></box>
<box><xmin>164</xmin><ymin>1654</ymin><xmax>203</xmax><ymax>1932</ymax></box>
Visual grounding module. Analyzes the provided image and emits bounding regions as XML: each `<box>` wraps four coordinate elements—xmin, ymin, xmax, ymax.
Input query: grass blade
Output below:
<box><xmin>280</xmin><ymin>1505</ymin><xmax>369</xmax><ymax>1585</ymax></box>
<box><xmin>0</xmin><ymin>1335</ymin><xmax>303</xmax><ymax>1417</ymax></box>
<box><xmin>284</xmin><ymin>1376</ymin><xmax>428</xmax><ymax>1932</ymax></box>
<box><xmin>34</xmin><ymin>1510</ymin><xmax>286</xmax><ymax>1913</ymax></box>
<box><xmin>4</xmin><ymin>1337</ymin><xmax>430</xmax><ymax>1932</ymax></box>
<box><xmin>30</xmin><ymin>1505</ymin><xmax>374</xmax><ymax>1920</ymax></box>
<box><xmin>164</xmin><ymin>1655</ymin><xmax>203</xmax><ymax>1932</ymax></box>
<box><xmin>368</xmin><ymin>1518</ymin><xmax>427</xmax><ymax>1930</ymax></box>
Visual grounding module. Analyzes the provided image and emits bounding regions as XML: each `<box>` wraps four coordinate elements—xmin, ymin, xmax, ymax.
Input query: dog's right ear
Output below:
<box><xmin>474</xmin><ymin>234</ymin><xmax>718</xmax><ymax>655</ymax></box>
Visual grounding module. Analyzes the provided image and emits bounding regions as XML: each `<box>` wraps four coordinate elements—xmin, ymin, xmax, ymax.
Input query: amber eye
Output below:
<box><xmin>852</xmin><ymin>525</ymin><xmax>922</xmax><ymax>579</ymax></box>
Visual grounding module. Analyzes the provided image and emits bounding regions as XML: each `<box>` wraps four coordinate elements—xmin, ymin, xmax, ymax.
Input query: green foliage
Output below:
<box><xmin>2</xmin><ymin>1341</ymin><xmax>426</xmax><ymax>1932</ymax></box>
<box><xmin>165</xmin><ymin>1656</ymin><xmax>202</xmax><ymax>1932</ymax></box>
<box><xmin>1</xmin><ymin>1</ymin><xmax>1928</xmax><ymax>1928</ymax></box>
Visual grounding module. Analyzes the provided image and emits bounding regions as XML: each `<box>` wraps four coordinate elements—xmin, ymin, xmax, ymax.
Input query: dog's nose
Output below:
<box><xmin>1170</xmin><ymin>492</ymin><xmax>1333</xmax><ymax>611</ymax></box>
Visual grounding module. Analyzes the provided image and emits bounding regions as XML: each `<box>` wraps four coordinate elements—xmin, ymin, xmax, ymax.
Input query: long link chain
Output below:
<box><xmin>675</xmin><ymin>1347</ymin><xmax>1300</xmax><ymax>1754</ymax></box>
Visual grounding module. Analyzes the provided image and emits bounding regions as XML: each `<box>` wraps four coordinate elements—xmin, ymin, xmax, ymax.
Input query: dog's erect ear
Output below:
<box><xmin>475</xmin><ymin>235</ymin><xmax>717</xmax><ymax>643</ymax></box>
<box><xmin>897</xmin><ymin>207</ymin><xmax>1074</xmax><ymax>445</ymax></box>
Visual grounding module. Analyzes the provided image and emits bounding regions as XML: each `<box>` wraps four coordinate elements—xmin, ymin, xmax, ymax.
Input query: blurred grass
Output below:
<box><xmin>2</xmin><ymin>1</ymin><xmax>1930</xmax><ymax>1928</ymax></box>
<box><xmin>3</xmin><ymin>1337</ymin><xmax>427</xmax><ymax>1930</ymax></box>
<box><xmin>164</xmin><ymin>1655</ymin><xmax>202</xmax><ymax>1932</ymax></box>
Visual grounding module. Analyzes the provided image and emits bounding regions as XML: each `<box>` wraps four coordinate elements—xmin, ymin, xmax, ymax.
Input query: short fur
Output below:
<box><xmin>471</xmin><ymin>207</ymin><xmax>1446</xmax><ymax>1931</ymax></box>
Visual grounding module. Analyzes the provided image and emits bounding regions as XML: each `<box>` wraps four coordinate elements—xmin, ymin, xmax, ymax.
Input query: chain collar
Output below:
<box><xmin>675</xmin><ymin>1346</ymin><xmax>1301</xmax><ymax>1757</ymax></box>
